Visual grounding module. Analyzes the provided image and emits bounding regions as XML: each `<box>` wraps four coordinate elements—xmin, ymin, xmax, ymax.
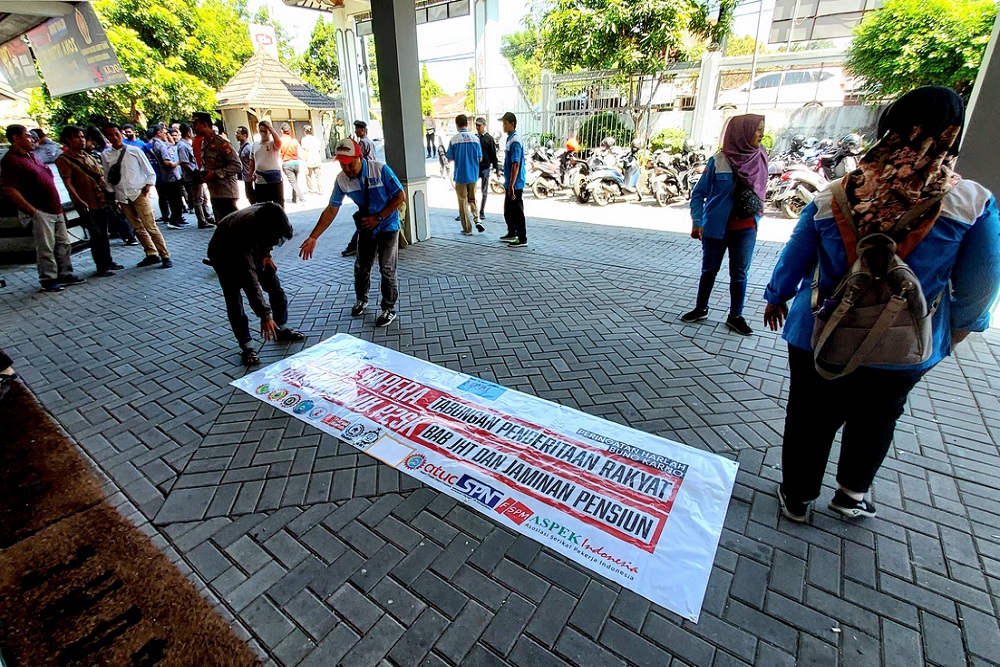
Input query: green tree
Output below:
<box><xmin>420</xmin><ymin>64</ymin><xmax>445</xmax><ymax>117</ymax></box>
<box><xmin>298</xmin><ymin>15</ymin><xmax>339</xmax><ymax>94</ymax></box>
<box><xmin>725</xmin><ymin>35</ymin><xmax>768</xmax><ymax>57</ymax></box>
<box><xmin>501</xmin><ymin>26</ymin><xmax>543</xmax><ymax>105</ymax></box>
<box><xmin>537</xmin><ymin>0</ymin><xmax>700</xmax><ymax>131</ymax></box>
<box><xmin>846</xmin><ymin>0</ymin><xmax>997</xmax><ymax>98</ymax></box>
<box><xmin>464</xmin><ymin>69</ymin><xmax>476</xmax><ymax>113</ymax></box>
<box><xmin>366</xmin><ymin>37</ymin><xmax>380</xmax><ymax>103</ymax></box>
<box><xmin>32</xmin><ymin>0</ymin><xmax>254</xmax><ymax>128</ymax></box>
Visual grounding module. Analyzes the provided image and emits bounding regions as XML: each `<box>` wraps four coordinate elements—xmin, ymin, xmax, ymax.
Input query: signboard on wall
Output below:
<box><xmin>0</xmin><ymin>37</ymin><xmax>42</xmax><ymax>91</ymax></box>
<box><xmin>25</xmin><ymin>3</ymin><xmax>127</xmax><ymax>98</ymax></box>
<box><xmin>232</xmin><ymin>335</ymin><xmax>738</xmax><ymax>622</ymax></box>
<box><xmin>769</xmin><ymin>0</ymin><xmax>883</xmax><ymax>44</ymax></box>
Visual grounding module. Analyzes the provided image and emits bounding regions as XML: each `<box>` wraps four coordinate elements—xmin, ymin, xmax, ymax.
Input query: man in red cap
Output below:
<box><xmin>299</xmin><ymin>138</ymin><xmax>405</xmax><ymax>328</ymax></box>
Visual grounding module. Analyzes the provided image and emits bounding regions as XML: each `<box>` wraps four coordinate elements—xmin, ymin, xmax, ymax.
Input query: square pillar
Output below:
<box><xmin>370</xmin><ymin>0</ymin><xmax>430</xmax><ymax>242</ymax></box>
<box><xmin>960</xmin><ymin>10</ymin><xmax>1000</xmax><ymax>195</ymax></box>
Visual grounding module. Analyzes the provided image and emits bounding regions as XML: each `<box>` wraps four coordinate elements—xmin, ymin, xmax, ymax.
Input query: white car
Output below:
<box><xmin>717</xmin><ymin>68</ymin><xmax>845</xmax><ymax>110</ymax></box>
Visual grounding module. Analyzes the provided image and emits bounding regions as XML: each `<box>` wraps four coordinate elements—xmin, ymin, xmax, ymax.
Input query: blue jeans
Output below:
<box><xmin>479</xmin><ymin>167</ymin><xmax>491</xmax><ymax>215</ymax></box>
<box><xmin>695</xmin><ymin>226</ymin><xmax>757</xmax><ymax>317</ymax></box>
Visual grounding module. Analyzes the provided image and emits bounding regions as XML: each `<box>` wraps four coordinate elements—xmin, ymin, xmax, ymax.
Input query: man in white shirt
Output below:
<box><xmin>300</xmin><ymin>125</ymin><xmax>323</xmax><ymax>195</ymax></box>
<box><xmin>101</xmin><ymin>123</ymin><xmax>172</xmax><ymax>268</ymax></box>
<box><xmin>249</xmin><ymin>120</ymin><xmax>284</xmax><ymax>208</ymax></box>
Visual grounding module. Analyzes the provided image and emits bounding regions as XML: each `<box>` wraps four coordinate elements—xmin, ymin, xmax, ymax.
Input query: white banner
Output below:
<box><xmin>232</xmin><ymin>334</ymin><xmax>737</xmax><ymax>622</ymax></box>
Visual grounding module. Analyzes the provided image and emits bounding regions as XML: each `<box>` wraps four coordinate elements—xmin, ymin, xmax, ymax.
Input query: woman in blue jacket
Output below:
<box><xmin>763</xmin><ymin>86</ymin><xmax>1000</xmax><ymax>522</ymax></box>
<box><xmin>682</xmin><ymin>114</ymin><xmax>767</xmax><ymax>336</ymax></box>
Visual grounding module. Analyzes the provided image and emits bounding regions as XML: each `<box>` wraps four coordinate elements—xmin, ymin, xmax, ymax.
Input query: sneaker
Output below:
<box><xmin>160</xmin><ymin>258</ymin><xmax>173</xmax><ymax>269</ymax></box>
<box><xmin>202</xmin><ymin>258</ymin><xmax>213</xmax><ymax>267</ymax></box>
<box><xmin>726</xmin><ymin>315</ymin><xmax>754</xmax><ymax>336</ymax></box>
<box><xmin>455</xmin><ymin>215</ymin><xmax>461</xmax><ymax>221</ymax></box>
<box><xmin>375</xmin><ymin>310</ymin><xmax>397</xmax><ymax>327</ymax></box>
<box><xmin>198</xmin><ymin>222</ymin><xmax>216</xmax><ymax>229</ymax></box>
<box><xmin>342</xmin><ymin>246</ymin><xmax>357</xmax><ymax>257</ymax></box>
<box><xmin>137</xmin><ymin>255</ymin><xmax>161</xmax><ymax>267</ymax></box>
<box><xmin>40</xmin><ymin>281</ymin><xmax>64</xmax><ymax>292</ymax></box>
<box><xmin>680</xmin><ymin>307</ymin><xmax>709</xmax><ymax>323</ymax></box>
<box><xmin>476</xmin><ymin>223</ymin><xmax>485</xmax><ymax>233</ymax></box>
<box><xmin>499</xmin><ymin>233</ymin><xmax>517</xmax><ymax>242</ymax></box>
<box><xmin>124</xmin><ymin>239</ymin><xmax>140</xmax><ymax>246</ymax></box>
<box><xmin>58</xmin><ymin>274</ymin><xmax>86</xmax><ymax>286</ymax></box>
<box><xmin>829</xmin><ymin>490</ymin><xmax>877</xmax><ymax>519</ymax></box>
<box><xmin>462</xmin><ymin>231</ymin><xmax>474</xmax><ymax>236</ymax></box>
<box><xmin>507</xmin><ymin>239</ymin><xmax>528</xmax><ymax>248</ymax></box>
<box><xmin>108</xmin><ymin>262</ymin><xmax>125</xmax><ymax>271</ymax></box>
<box><xmin>777</xmin><ymin>485</ymin><xmax>810</xmax><ymax>523</ymax></box>
<box><xmin>276</xmin><ymin>327</ymin><xmax>306</xmax><ymax>342</ymax></box>
<box><xmin>351</xmin><ymin>300</ymin><xmax>367</xmax><ymax>317</ymax></box>
<box><xmin>95</xmin><ymin>269</ymin><xmax>115</xmax><ymax>277</ymax></box>
<box><xmin>479</xmin><ymin>213</ymin><xmax>487</xmax><ymax>221</ymax></box>
<box><xmin>167</xmin><ymin>223</ymin><xmax>184</xmax><ymax>230</ymax></box>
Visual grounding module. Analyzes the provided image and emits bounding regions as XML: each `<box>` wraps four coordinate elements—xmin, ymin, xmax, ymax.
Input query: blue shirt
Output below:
<box><xmin>446</xmin><ymin>128</ymin><xmax>482</xmax><ymax>184</ymax></box>
<box><xmin>690</xmin><ymin>153</ymin><xmax>760</xmax><ymax>239</ymax></box>
<box><xmin>329</xmin><ymin>159</ymin><xmax>404</xmax><ymax>237</ymax></box>
<box><xmin>124</xmin><ymin>137</ymin><xmax>160</xmax><ymax>177</ymax></box>
<box><xmin>764</xmin><ymin>180</ymin><xmax>1000</xmax><ymax>371</ymax></box>
<box><xmin>176</xmin><ymin>139</ymin><xmax>198</xmax><ymax>182</ymax></box>
<box><xmin>503</xmin><ymin>131</ymin><xmax>526</xmax><ymax>191</ymax></box>
<box><xmin>150</xmin><ymin>138</ymin><xmax>181</xmax><ymax>182</ymax></box>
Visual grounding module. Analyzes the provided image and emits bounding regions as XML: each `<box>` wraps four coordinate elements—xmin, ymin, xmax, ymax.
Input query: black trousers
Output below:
<box><xmin>155</xmin><ymin>182</ymin><xmax>169</xmax><ymax>220</ymax></box>
<box><xmin>218</xmin><ymin>268</ymin><xmax>288</xmax><ymax>348</ymax></box>
<box><xmin>254</xmin><ymin>182</ymin><xmax>284</xmax><ymax>208</ymax></box>
<box><xmin>356</xmin><ymin>230</ymin><xmax>399</xmax><ymax>311</ymax></box>
<box><xmin>780</xmin><ymin>345</ymin><xmax>926</xmax><ymax>502</ymax></box>
<box><xmin>244</xmin><ymin>181</ymin><xmax>256</xmax><ymax>204</ymax></box>
<box><xmin>503</xmin><ymin>189</ymin><xmax>526</xmax><ymax>242</ymax></box>
<box><xmin>426</xmin><ymin>134</ymin><xmax>436</xmax><ymax>157</ymax></box>
<box><xmin>162</xmin><ymin>180</ymin><xmax>185</xmax><ymax>225</ymax></box>
<box><xmin>211</xmin><ymin>198</ymin><xmax>238</xmax><ymax>224</ymax></box>
<box><xmin>0</xmin><ymin>348</ymin><xmax>12</xmax><ymax>371</ymax></box>
<box><xmin>78</xmin><ymin>207</ymin><xmax>114</xmax><ymax>271</ymax></box>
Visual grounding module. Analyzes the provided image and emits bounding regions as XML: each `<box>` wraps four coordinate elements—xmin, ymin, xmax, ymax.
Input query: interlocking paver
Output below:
<box><xmin>4</xmin><ymin>203</ymin><xmax>999</xmax><ymax>667</ymax></box>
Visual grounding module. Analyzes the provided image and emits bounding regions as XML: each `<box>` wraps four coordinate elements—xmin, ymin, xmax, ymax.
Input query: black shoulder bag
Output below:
<box><xmin>107</xmin><ymin>148</ymin><xmax>127</xmax><ymax>185</ymax></box>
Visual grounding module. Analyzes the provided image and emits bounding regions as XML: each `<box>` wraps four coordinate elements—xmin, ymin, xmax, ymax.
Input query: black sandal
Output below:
<box><xmin>241</xmin><ymin>349</ymin><xmax>260</xmax><ymax>366</ymax></box>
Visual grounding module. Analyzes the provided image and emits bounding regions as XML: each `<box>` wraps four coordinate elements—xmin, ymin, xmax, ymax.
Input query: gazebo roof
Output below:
<box><xmin>216</xmin><ymin>49</ymin><xmax>339</xmax><ymax>110</ymax></box>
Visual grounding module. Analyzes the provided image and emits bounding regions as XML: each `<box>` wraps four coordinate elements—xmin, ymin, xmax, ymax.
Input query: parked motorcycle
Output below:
<box><xmin>773</xmin><ymin>134</ymin><xmax>864</xmax><ymax>218</ymax></box>
<box><xmin>584</xmin><ymin>140</ymin><xmax>643</xmax><ymax>206</ymax></box>
<box><xmin>644</xmin><ymin>150</ymin><xmax>683</xmax><ymax>207</ymax></box>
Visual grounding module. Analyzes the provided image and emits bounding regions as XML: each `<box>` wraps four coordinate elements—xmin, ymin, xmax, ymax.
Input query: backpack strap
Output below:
<box><xmin>813</xmin><ymin>292</ymin><xmax>909</xmax><ymax>380</ymax></box>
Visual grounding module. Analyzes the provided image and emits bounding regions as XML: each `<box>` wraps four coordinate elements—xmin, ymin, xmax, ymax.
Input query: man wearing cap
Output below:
<box><xmin>340</xmin><ymin>120</ymin><xmax>376</xmax><ymax>256</ymax></box>
<box><xmin>300</xmin><ymin>124</ymin><xmax>323</xmax><ymax>195</ymax></box>
<box><xmin>475</xmin><ymin>117</ymin><xmax>499</xmax><ymax>221</ymax></box>
<box><xmin>499</xmin><ymin>112</ymin><xmax>527</xmax><ymax>247</ymax></box>
<box><xmin>299</xmin><ymin>138</ymin><xmax>405</xmax><ymax>328</ymax></box>
<box><xmin>446</xmin><ymin>114</ymin><xmax>483</xmax><ymax>235</ymax></box>
<box><xmin>193</xmin><ymin>112</ymin><xmax>242</xmax><ymax>222</ymax></box>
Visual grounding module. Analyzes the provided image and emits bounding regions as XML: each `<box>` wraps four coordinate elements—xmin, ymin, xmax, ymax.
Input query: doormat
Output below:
<box><xmin>0</xmin><ymin>382</ymin><xmax>103</xmax><ymax>549</ymax></box>
<box><xmin>233</xmin><ymin>334</ymin><xmax>738</xmax><ymax>622</ymax></box>
<box><xmin>0</xmin><ymin>382</ymin><xmax>261</xmax><ymax>667</ymax></box>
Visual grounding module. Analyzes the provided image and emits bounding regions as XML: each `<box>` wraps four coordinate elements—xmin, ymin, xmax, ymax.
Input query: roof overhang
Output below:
<box><xmin>0</xmin><ymin>1</ymin><xmax>82</xmax><ymax>45</ymax></box>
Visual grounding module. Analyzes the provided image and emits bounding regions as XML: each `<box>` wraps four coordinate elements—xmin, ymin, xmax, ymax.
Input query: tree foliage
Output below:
<box><xmin>464</xmin><ymin>69</ymin><xmax>476</xmax><ymax>114</ymax></box>
<box><xmin>31</xmin><ymin>0</ymin><xmax>254</xmax><ymax>128</ymax></box>
<box><xmin>297</xmin><ymin>16</ymin><xmax>339</xmax><ymax>94</ymax></box>
<box><xmin>420</xmin><ymin>64</ymin><xmax>445</xmax><ymax>117</ymax></box>
<box><xmin>501</xmin><ymin>26</ymin><xmax>543</xmax><ymax>105</ymax></box>
<box><xmin>846</xmin><ymin>0</ymin><xmax>997</xmax><ymax>98</ymax></box>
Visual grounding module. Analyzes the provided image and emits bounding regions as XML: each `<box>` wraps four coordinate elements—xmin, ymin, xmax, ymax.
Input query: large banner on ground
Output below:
<box><xmin>233</xmin><ymin>335</ymin><xmax>737</xmax><ymax>622</ymax></box>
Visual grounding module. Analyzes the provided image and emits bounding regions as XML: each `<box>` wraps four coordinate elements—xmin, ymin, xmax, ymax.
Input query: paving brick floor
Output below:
<box><xmin>2</xmin><ymin>200</ymin><xmax>999</xmax><ymax>667</ymax></box>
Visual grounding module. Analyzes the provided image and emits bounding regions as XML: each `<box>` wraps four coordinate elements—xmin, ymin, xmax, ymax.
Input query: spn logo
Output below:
<box><xmin>455</xmin><ymin>474</ymin><xmax>503</xmax><ymax>508</ymax></box>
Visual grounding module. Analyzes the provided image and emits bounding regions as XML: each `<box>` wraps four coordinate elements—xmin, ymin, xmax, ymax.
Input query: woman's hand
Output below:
<box><xmin>764</xmin><ymin>303</ymin><xmax>788</xmax><ymax>331</ymax></box>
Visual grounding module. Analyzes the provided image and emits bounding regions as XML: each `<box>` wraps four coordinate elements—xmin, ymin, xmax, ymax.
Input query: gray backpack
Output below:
<box><xmin>810</xmin><ymin>180</ymin><xmax>945</xmax><ymax>379</ymax></box>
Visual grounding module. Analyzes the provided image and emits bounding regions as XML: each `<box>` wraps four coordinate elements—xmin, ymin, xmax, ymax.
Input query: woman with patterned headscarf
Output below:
<box><xmin>763</xmin><ymin>86</ymin><xmax>1000</xmax><ymax>523</ymax></box>
<box><xmin>682</xmin><ymin>114</ymin><xmax>768</xmax><ymax>336</ymax></box>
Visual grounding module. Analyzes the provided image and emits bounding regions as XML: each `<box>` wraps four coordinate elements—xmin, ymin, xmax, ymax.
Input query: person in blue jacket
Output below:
<box><xmin>763</xmin><ymin>86</ymin><xmax>1000</xmax><ymax>523</ymax></box>
<box><xmin>682</xmin><ymin>114</ymin><xmax>767</xmax><ymax>336</ymax></box>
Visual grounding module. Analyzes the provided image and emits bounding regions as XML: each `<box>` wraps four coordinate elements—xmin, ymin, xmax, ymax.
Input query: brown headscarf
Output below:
<box><xmin>843</xmin><ymin>86</ymin><xmax>965</xmax><ymax>237</ymax></box>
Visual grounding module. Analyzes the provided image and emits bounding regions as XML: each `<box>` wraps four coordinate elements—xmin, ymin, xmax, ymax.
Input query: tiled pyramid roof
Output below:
<box><xmin>216</xmin><ymin>49</ymin><xmax>338</xmax><ymax>110</ymax></box>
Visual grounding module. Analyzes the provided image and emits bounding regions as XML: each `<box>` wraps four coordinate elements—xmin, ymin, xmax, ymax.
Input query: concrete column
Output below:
<box><xmin>333</xmin><ymin>8</ymin><xmax>368</xmax><ymax>124</ymax></box>
<box><xmin>473</xmin><ymin>0</ymin><xmax>500</xmax><ymax>123</ymax></box>
<box><xmin>960</xmin><ymin>10</ymin><xmax>1000</xmax><ymax>195</ymax></box>
<box><xmin>691</xmin><ymin>48</ymin><xmax>722</xmax><ymax>146</ymax></box>
<box><xmin>370</xmin><ymin>0</ymin><xmax>430</xmax><ymax>243</ymax></box>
